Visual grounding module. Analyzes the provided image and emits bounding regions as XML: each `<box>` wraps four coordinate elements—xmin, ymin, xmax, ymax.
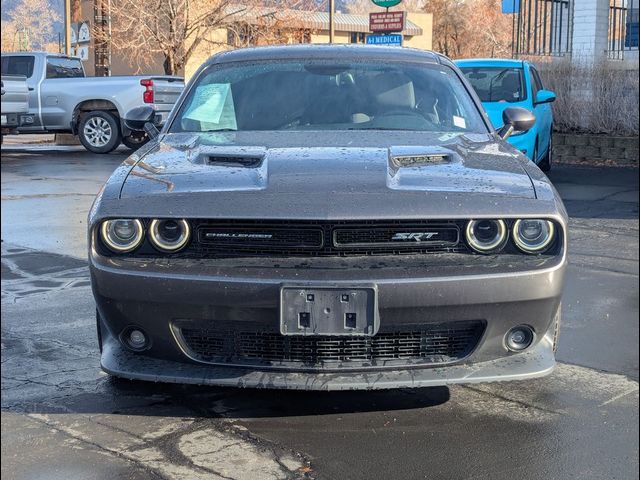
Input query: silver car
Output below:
<box><xmin>89</xmin><ymin>45</ymin><xmax>567</xmax><ymax>390</ymax></box>
<box><xmin>1</xmin><ymin>52</ymin><xmax>184</xmax><ymax>153</ymax></box>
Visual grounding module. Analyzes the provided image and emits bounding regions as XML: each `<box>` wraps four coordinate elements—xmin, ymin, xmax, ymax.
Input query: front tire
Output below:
<box><xmin>122</xmin><ymin>133</ymin><xmax>149</xmax><ymax>151</ymax></box>
<box><xmin>78</xmin><ymin>111</ymin><xmax>121</xmax><ymax>154</ymax></box>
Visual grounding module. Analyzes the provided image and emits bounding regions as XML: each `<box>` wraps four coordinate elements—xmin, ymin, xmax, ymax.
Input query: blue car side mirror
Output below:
<box><xmin>535</xmin><ymin>89</ymin><xmax>556</xmax><ymax>105</ymax></box>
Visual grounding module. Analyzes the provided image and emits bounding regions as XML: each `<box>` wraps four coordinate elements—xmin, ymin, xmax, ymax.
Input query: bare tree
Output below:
<box><xmin>425</xmin><ymin>0</ymin><xmax>467</xmax><ymax>57</ymax></box>
<box><xmin>1</xmin><ymin>0</ymin><xmax>62</xmax><ymax>52</ymax></box>
<box><xmin>103</xmin><ymin>0</ymin><xmax>241</xmax><ymax>75</ymax></box>
<box><xmin>424</xmin><ymin>0</ymin><xmax>511</xmax><ymax>58</ymax></box>
<box><xmin>463</xmin><ymin>0</ymin><xmax>512</xmax><ymax>58</ymax></box>
<box><xmin>226</xmin><ymin>1</ymin><xmax>326</xmax><ymax>48</ymax></box>
<box><xmin>103</xmin><ymin>0</ymin><xmax>328</xmax><ymax>75</ymax></box>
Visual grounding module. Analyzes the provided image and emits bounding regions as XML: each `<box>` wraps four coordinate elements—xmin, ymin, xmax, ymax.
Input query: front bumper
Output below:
<box><xmin>1</xmin><ymin>112</ymin><xmax>20</xmax><ymax>129</ymax></box>
<box><xmin>101</xmin><ymin>329</ymin><xmax>556</xmax><ymax>390</ymax></box>
<box><xmin>91</xmin><ymin>251</ymin><xmax>565</xmax><ymax>389</ymax></box>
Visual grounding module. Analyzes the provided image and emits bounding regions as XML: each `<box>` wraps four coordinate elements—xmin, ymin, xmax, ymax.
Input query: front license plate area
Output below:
<box><xmin>280</xmin><ymin>287</ymin><xmax>378</xmax><ymax>336</ymax></box>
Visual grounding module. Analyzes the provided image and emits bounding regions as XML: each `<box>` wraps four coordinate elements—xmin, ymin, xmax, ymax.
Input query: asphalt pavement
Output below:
<box><xmin>1</xmin><ymin>145</ymin><xmax>638</xmax><ymax>480</ymax></box>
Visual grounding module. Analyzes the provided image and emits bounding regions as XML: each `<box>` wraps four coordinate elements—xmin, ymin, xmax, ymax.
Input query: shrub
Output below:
<box><xmin>539</xmin><ymin>59</ymin><xmax>639</xmax><ymax>136</ymax></box>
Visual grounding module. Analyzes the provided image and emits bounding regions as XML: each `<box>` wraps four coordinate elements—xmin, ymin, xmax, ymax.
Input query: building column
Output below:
<box><xmin>571</xmin><ymin>0</ymin><xmax>611</xmax><ymax>62</ymax></box>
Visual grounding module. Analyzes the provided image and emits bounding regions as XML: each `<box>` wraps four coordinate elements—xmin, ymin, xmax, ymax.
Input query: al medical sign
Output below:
<box><xmin>366</xmin><ymin>34</ymin><xmax>403</xmax><ymax>46</ymax></box>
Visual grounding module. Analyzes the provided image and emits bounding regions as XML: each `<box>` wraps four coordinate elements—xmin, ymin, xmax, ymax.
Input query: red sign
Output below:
<box><xmin>369</xmin><ymin>11</ymin><xmax>405</xmax><ymax>33</ymax></box>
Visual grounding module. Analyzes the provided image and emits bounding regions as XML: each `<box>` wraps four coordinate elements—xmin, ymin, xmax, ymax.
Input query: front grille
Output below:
<box><xmin>176</xmin><ymin>320</ymin><xmax>485</xmax><ymax>371</ymax></box>
<box><xmin>186</xmin><ymin>219</ymin><xmax>469</xmax><ymax>258</ymax></box>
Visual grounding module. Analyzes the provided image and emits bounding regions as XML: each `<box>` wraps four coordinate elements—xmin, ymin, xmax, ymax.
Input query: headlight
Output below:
<box><xmin>149</xmin><ymin>219</ymin><xmax>191</xmax><ymax>252</ymax></box>
<box><xmin>465</xmin><ymin>219</ymin><xmax>507</xmax><ymax>253</ymax></box>
<box><xmin>512</xmin><ymin>219</ymin><xmax>555</xmax><ymax>253</ymax></box>
<box><xmin>100</xmin><ymin>219</ymin><xmax>144</xmax><ymax>253</ymax></box>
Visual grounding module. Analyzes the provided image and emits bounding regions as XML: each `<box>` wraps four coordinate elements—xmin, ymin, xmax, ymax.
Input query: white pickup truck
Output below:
<box><xmin>1</xmin><ymin>74</ymin><xmax>29</xmax><ymax>137</ymax></box>
<box><xmin>1</xmin><ymin>52</ymin><xmax>184</xmax><ymax>153</ymax></box>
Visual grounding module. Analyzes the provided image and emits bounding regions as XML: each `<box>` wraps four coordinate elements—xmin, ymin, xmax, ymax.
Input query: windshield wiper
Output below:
<box><xmin>346</xmin><ymin>126</ymin><xmax>412</xmax><ymax>131</ymax></box>
<box><xmin>201</xmin><ymin>128</ymin><xmax>237</xmax><ymax>132</ymax></box>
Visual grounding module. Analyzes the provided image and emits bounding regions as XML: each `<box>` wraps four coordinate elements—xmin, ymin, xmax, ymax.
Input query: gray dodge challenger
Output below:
<box><xmin>89</xmin><ymin>45</ymin><xmax>567</xmax><ymax>390</ymax></box>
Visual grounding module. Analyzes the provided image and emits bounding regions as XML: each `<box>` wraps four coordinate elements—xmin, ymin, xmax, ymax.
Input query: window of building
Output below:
<box><xmin>227</xmin><ymin>24</ymin><xmax>259</xmax><ymax>48</ymax></box>
<box><xmin>293</xmin><ymin>29</ymin><xmax>312</xmax><ymax>44</ymax></box>
<box><xmin>510</xmin><ymin>0</ymin><xmax>573</xmax><ymax>57</ymax></box>
<box><xmin>350</xmin><ymin>32</ymin><xmax>365</xmax><ymax>44</ymax></box>
<box><xmin>609</xmin><ymin>0</ymin><xmax>639</xmax><ymax>59</ymax></box>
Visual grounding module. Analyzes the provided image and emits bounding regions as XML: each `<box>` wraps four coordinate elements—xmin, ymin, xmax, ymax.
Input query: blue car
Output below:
<box><xmin>455</xmin><ymin>58</ymin><xmax>556</xmax><ymax>171</ymax></box>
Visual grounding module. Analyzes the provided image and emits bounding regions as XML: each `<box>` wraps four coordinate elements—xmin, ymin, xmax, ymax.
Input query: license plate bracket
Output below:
<box><xmin>280</xmin><ymin>286</ymin><xmax>378</xmax><ymax>336</ymax></box>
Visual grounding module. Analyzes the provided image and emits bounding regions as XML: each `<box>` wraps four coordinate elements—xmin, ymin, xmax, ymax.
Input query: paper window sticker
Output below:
<box><xmin>184</xmin><ymin>84</ymin><xmax>232</xmax><ymax>125</ymax></box>
<box><xmin>453</xmin><ymin>116</ymin><xmax>466</xmax><ymax>129</ymax></box>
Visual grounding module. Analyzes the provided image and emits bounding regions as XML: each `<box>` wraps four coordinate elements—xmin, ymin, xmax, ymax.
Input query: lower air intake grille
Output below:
<box><xmin>176</xmin><ymin>320</ymin><xmax>485</xmax><ymax>370</ymax></box>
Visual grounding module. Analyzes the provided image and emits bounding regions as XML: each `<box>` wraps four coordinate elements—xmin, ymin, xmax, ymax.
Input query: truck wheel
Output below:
<box><xmin>79</xmin><ymin>111</ymin><xmax>121</xmax><ymax>154</ymax></box>
<box><xmin>122</xmin><ymin>133</ymin><xmax>149</xmax><ymax>151</ymax></box>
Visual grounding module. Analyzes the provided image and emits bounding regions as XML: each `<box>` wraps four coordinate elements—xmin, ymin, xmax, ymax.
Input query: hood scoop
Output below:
<box><xmin>391</xmin><ymin>153</ymin><xmax>450</xmax><ymax>168</ymax></box>
<box><xmin>388</xmin><ymin>146</ymin><xmax>458</xmax><ymax>177</ymax></box>
<box><xmin>389</xmin><ymin>145</ymin><xmax>456</xmax><ymax>170</ymax></box>
<box><xmin>205</xmin><ymin>154</ymin><xmax>264</xmax><ymax>167</ymax></box>
<box><xmin>190</xmin><ymin>146</ymin><xmax>267</xmax><ymax>168</ymax></box>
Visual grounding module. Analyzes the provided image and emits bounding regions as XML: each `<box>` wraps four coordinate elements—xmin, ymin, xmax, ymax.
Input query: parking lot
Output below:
<box><xmin>1</xmin><ymin>145</ymin><xmax>638</xmax><ymax>480</ymax></box>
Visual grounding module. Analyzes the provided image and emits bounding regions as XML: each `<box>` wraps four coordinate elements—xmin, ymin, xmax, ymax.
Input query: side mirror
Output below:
<box><xmin>124</xmin><ymin>106</ymin><xmax>159</xmax><ymax>139</ymax></box>
<box><xmin>498</xmin><ymin>107</ymin><xmax>536</xmax><ymax>140</ymax></box>
<box><xmin>534</xmin><ymin>89</ymin><xmax>556</xmax><ymax>105</ymax></box>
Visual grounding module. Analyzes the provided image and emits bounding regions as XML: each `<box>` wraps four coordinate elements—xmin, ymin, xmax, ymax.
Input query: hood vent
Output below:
<box><xmin>391</xmin><ymin>154</ymin><xmax>450</xmax><ymax>168</ymax></box>
<box><xmin>205</xmin><ymin>155</ymin><xmax>263</xmax><ymax>167</ymax></box>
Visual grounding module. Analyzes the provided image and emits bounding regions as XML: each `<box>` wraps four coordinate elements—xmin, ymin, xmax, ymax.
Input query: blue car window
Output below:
<box><xmin>530</xmin><ymin>67</ymin><xmax>544</xmax><ymax>93</ymax></box>
<box><xmin>459</xmin><ymin>67</ymin><xmax>526</xmax><ymax>103</ymax></box>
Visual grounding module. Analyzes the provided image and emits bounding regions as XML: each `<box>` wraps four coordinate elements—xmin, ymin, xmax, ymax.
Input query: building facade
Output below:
<box><xmin>508</xmin><ymin>0</ymin><xmax>639</xmax><ymax>63</ymax></box>
<box><xmin>77</xmin><ymin>2</ymin><xmax>432</xmax><ymax>78</ymax></box>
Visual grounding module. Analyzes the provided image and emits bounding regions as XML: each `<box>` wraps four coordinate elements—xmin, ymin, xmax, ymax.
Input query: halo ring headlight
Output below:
<box><xmin>465</xmin><ymin>219</ymin><xmax>507</xmax><ymax>253</ymax></box>
<box><xmin>149</xmin><ymin>219</ymin><xmax>191</xmax><ymax>252</ymax></box>
<box><xmin>512</xmin><ymin>219</ymin><xmax>555</xmax><ymax>253</ymax></box>
<box><xmin>100</xmin><ymin>219</ymin><xmax>144</xmax><ymax>253</ymax></box>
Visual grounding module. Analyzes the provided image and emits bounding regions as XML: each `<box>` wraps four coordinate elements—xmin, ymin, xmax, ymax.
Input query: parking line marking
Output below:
<box><xmin>599</xmin><ymin>386</ymin><xmax>639</xmax><ymax>407</ymax></box>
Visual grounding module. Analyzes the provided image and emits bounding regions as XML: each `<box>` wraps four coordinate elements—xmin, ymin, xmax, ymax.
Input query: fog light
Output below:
<box><xmin>505</xmin><ymin>325</ymin><xmax>534</xmax><ymax>351</ymax></box>
<box><xmin>121</xmin><ymin>327</ymin><xmax>150</xmax><ymax>351</ymax></box>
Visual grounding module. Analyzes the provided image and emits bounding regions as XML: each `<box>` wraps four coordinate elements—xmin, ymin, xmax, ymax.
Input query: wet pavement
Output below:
<box><xmin>1</xmin><ymin>147</ymin><xmax>638</xmax><ymax>480</ymax></box>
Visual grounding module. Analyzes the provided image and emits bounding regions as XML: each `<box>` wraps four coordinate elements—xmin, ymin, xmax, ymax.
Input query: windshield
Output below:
<box><xmin>459</xmin><ymin>67</ymin><xmax>526</xmax><ymax>103</ymax></box>
<box><xmin>169</xmin><ymin>60</ymin><xmax>487</xmax><ymax>133</ymax></box>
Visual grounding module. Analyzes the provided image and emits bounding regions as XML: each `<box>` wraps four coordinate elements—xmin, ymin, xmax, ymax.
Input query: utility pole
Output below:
<box><xmin>64</xmin><ymin>0</ymin><xmax>72</xmax><ymax>55</ymax></box>
<box><xmin>329</xmin><ymin>0</ymin><xmax>335</xmax><ymax>43</ymax></box>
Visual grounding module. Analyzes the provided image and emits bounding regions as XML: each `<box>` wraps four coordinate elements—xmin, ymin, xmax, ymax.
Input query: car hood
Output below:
<box><xmin>115</xmin><ymin>130</ymin><xmax>539</xmax><ymax>220</ymax></box>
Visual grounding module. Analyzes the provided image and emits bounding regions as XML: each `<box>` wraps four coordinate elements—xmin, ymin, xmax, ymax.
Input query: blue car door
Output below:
<box><xmin>529</xmin><ymin>66</ymin><xmax>552</xmax><ymax>160</ymax></box>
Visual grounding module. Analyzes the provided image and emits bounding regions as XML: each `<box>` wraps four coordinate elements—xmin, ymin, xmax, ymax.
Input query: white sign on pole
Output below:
<box><xmin>78</xmin><ymin>22</ymin><xmax>91</xmax><ymax>43</ymax></box>
<box><xmin>76</xmin><ymin>45</ymin><xmax>89</xmax><ymax>61</ymax></box>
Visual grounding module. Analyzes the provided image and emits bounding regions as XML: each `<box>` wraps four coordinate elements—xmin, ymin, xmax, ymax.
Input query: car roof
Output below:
<box><xmin>1</xmin><ymin>51</ymin><xmax>78</xmax><ymax>59</ymax></box>
<box><xmin>206</xmin><ymin>44</ymin><xmax>445</xmax><ymax>67</ymax></box>
<box><xmin>454</xmin><ymin>58</ymin><xmax>526</xmax><ymax>68</ymax></box>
